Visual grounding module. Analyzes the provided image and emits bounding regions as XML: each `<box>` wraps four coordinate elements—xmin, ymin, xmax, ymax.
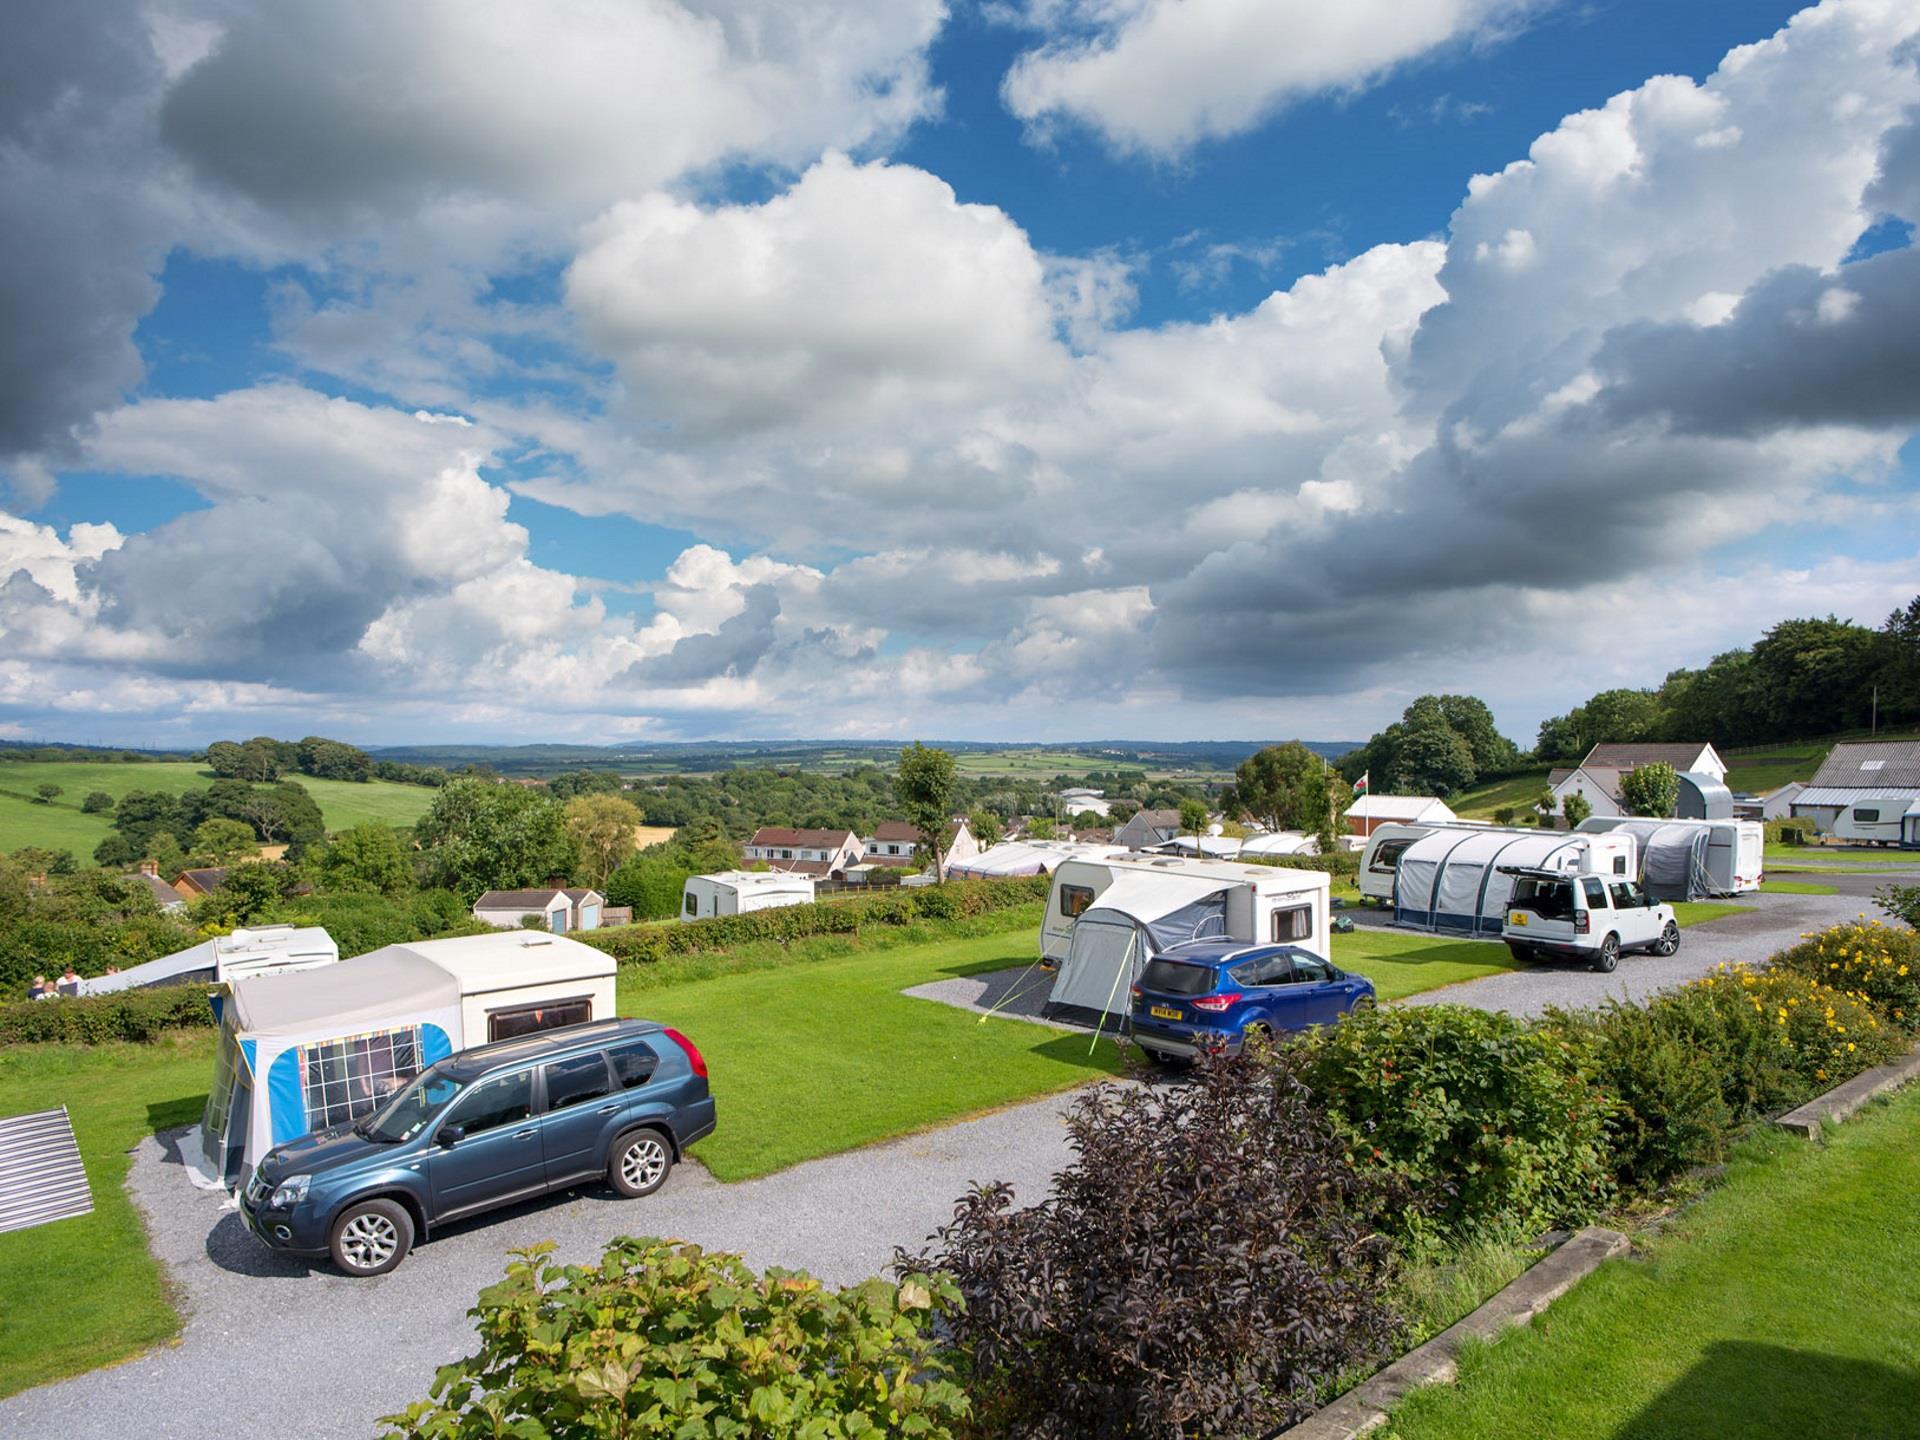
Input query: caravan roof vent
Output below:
<box><xmin>1150</xmin><ymin>858</ymin><xmax>1184</xmax><ymax>867</ymax></box>
<box><xmin>518</xmin><ymin>934</ymin><xmax>555</xmax><ymax>947</ymax></box>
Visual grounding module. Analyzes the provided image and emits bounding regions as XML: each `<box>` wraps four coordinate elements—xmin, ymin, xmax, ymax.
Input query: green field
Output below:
<box><xmin>0</xmin><ymin>1032</ymin><xmax>215</xmax><ymax>1398</ymax></box>
<box><xmin>1447</xmin><ymin>768</ymin><xmax>1554</xmax><ymax>819</ymax></box>
<box><xmin>0</xmin><ymin>760</ymin><xmax>435</xmax><ymax>854</ymax></box>
<box><xmin>948</xmin><ymin>747</ymin><xmax>1229</xmax><ymax>781</ymax></box>
<box><xmin>1385</xmin><ymin>1086</ymin><xmax>1920</xmax><ymax>1440</ymax></box>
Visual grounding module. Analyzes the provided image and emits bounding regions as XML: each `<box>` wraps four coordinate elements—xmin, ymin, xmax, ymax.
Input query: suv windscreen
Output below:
<box><xmin>361</xmin><ymin>1066</ymin><xmax>464</xmax><ymax>1143</ymax></box>
<box><xmin>1511</xmin><ymin>876</ymin><xmax>1573</xmax><ymax>921</ymax></box>
<box><xmin>1139</xmin><ymin>959</ymin><xmax>1218</xmax><ymax>996</ymax></box>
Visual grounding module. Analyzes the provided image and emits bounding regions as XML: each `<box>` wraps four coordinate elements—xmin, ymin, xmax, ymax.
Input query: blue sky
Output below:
<box><xmin>1</xmin><ymin>0</ymin><xmax>1916</xmax><ymax>748</ymax></box>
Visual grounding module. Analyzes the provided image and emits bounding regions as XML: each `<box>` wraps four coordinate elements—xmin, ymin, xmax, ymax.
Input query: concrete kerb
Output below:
<box><xmin>1273</xmin><ymin>1225</ymin><xmax>1630</xmax><ymax>1440</ymax></box>
<box><xmin>1774</xmin><ymin>1045</ymin><xmax>1920</xmax><ymax>1138</ymax></box>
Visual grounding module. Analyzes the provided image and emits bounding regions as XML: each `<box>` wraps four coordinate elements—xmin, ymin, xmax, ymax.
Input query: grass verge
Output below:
<box><xmin>1329</xmin><ymin>930</ymin><xmax>1522</xmax><ymax>1001</ymax></box>
<box><xmin>1382</xmin><ymin>1086</ymin><xmax>1920</xmax><ymax>1440</ymax></box>
<box><xmin>1764</xmin><ymin>843</ymin><xmax>1916</xmax><ymax>868</ymax></box>
<box><xmin>1759</xmin><ymin>879</ymin><xmax>1840</xmax><ymax>895</ymax></box>
<box><xmin>0</xmin><ymin>1031</ymin><xmax>215</xmax><ymax>1399</ymax></box>
<box><xmin>1671</xmin><ymin>901</ymin><xmax>1747</xmax><ymax>927</ymax></box>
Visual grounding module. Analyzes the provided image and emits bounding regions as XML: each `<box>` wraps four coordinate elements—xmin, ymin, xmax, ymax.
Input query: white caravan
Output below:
<box><xmin>1573</xmin><ymin>816</ymin><xmax>1763</xmax><ymax>897</ymax></box>
<box><xmin>1832</xmin><ymin>798</ymin><xmax>1917</xmax><ymax>846</ymax></box>
<box><xmin>1040</xmin><ymin>855</ymin><xmax>1330</xmax><ymax>1029</ymax></box>
<box><xmin>680</xmin><ymin>870</ymin><xmax>816</xmax><ymax>922</ymax></box>
<box><xmin>1357</xmin><ymin>819</ymin><xmax>1505</xmax><ymax>904</ymax></box>
<box><xmin>76</xmin><ymin>925</ymin><xmax>339</xmax><ymax>997</ymax></box>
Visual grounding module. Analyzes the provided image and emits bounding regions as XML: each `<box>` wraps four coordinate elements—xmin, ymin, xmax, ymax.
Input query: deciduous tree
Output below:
<box><xmin>564</xmin><ymin>793</ymin><xmax>644</xmax><ymax>886</ymax></box>
<box><xmin>897</xmin><ymin>743</ymin><xmax>958</xmax><ymax>877</ymax></box>
<box><xmin>1620</xmin><ymin>762</ymin><xmax>1680</xmax><ymax>818</ymax></box>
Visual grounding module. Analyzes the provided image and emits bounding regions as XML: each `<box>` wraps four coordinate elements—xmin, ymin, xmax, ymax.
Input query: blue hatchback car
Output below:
<box><xmin>1128</xmin><ymin>940</ymin><xmax>1375</xmax><ymax>1061</ymax></box>
<box><xmin>239</xmin><ymin>1018</ymin><xmax>714</xmax><ymax>1276</ymax></box>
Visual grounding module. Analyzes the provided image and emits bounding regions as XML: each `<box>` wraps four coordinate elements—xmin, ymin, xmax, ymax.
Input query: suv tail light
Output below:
<box><xmin>1128</xmin><ymin>985</ymin><xmax>1142</xmax><ymax>1000</ymax></box>
<box><xmin>1574</xmin><ymin>911</ymin><xmax>1590</xmax><ymax>935</ymax></box>
<box><xmin>1191</xmin><ymin>992</ymin><xmax>1242</xmax><ymax>1013</ymax></box>
<box><xmin>662</xmin><ymin>1026</ymin><xmax>708</xmax><ymax>1079</ymax></box>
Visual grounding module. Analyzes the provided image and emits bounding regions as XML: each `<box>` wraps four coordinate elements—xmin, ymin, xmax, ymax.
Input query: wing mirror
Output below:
<box><xmin>435</xmin><ymin>1124</ymin><xmax>465</xmax><ymax>1148</ymax></box>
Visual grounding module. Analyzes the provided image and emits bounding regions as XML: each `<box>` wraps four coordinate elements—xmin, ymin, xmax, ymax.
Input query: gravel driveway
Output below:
<box><xmin>0</xmin><ymin>1090</ymin><xmax>1082</xmax><ymax>1440</ymax></box>
<box><xmin>5</xmin><ymin>864</ymin><xmax>1911</xmax><ymax>1439</ymax></box>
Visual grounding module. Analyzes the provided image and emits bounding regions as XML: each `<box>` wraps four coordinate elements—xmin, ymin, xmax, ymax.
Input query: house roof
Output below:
<box><xmin>131</xmin><ymin>871</ymin><xmax>186</xmax><ymax>906</ymax></box>
<box><xmin>1345</xmin><ymin>795</ymin><xmax>1455</xmax><ymax>821</ymax></box>
<box><xmin>561</xmin><ymin>888</ymin><xmax>603</xmax><ymax>903</ymax></box>
<box><xmin>1122</xmin><ymin>808</ymin><xmax>1181</xmax><ymax>830</ymax></box>
<box><xmin>174</xmin><ymin>867</ymin><xmax>229</xmax><ymax>891</ymax></box>
<box><xmin>871</xmin><ymin>821</ymin><xmax>920</xmax><ymax>843</ymax></box>
<box><xmin>473</xmin><ymin>888</ymin><xmax>567</xmax><ymax>909</ymax></box>
<box><xmin>1580</xmin><ymin>743</ymin><xmax>1713</xmax><ymax>770</ymax></box>
<box><xmin>749</xmin><ymin>826</ymin><xmax>858</xmax><ymax>849</ymax></box>
<box><xmin>1806</xmin><ymin>740</ymin><xmax>1920</xmax><ymax>791</ymax></box>
<box><xmin>1794</xmin><ymin>786</ymin><xmax>1920</xmax><ymax>807</ymax></box>
<box><xmin>1551</xmin><ymin>766</ymin><xmax>1624</xmax><ymax>802</ymax></box>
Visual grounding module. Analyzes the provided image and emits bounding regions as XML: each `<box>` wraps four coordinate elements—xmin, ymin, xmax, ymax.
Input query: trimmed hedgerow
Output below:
<box><xmin>579</xmin><ymin>875</ymin><xmax>1050</xmax><ymax>966</ymax></box>
<box><xmin>903</xmin><ymin>1046</ymin><xmax>1400</xmax><ymax>1439</ymax></box>
<box><xmin>1769</xmin><ymin>919</ymin><xmax>1920</xmax><ymax>1029</ymax></box>
<box><xmin>1296</xmin><ymin>1003</ymin><xmax>1614</xmax><ymax>1245</ymax></box>
<box><xmin>0</xmin><ymin>984</ymin><xmax>217</xmax><ymax>1045</ymax></box>
<box><xmin>1238</xmin><ymin>850</ymin><xmax>1362</xmax><ymax>880</ymax></box>
<box><xmin>381</xmin><ymin>1239</ymin><xmax>971</xmax><ymax>1439</ymax></box>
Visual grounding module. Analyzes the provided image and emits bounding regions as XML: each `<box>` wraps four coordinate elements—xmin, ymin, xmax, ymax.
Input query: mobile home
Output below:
<box><xmin>1574</xmin><ymin>816</ymin><xmax>1763</xmax><ymax>897</ymax></box>
<box><xmin>680</xmin><ymin>870</ymin><xmax>816</xmax><ymax>922</ymax></box>
<box><xmin>1832</xmin><ymin>797</ymin><xmax>1920</xmax><ymax>846</ymax></box>
<box><xmin>1041</xmin><ymin>855</ymin><xmax>1330</xmax><ymax>1029</ymax></box>
<box><xmin>1392</xmin><ymin>829</ymin><xmax>1637</xmax><ymax>936</ymax></box>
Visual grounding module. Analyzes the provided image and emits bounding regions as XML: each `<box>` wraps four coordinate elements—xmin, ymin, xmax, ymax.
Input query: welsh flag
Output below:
<box><xmin>1352</xmin><ymin>771</ymin><xmax>1370</xmax><ymax>796</ymax></box>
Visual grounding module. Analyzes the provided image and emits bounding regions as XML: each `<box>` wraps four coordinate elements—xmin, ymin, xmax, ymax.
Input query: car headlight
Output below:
<box><xmin>269</xmin><ymin>1174</ymin><xmax>311</xmax><ymax>1209</ymax></box>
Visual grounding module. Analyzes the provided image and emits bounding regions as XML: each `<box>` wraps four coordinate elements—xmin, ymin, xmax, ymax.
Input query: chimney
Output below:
<box><xmin>139</xmin><ymin>859</ymin><xmax>159</xmax><ymax>877</ymax></box>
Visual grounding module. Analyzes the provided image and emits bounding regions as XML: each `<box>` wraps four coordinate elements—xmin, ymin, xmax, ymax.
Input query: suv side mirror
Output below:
<box><xmin>435</xmin><ymin>1124</ymin><xmax>465</xmax><ymax>1148</ymax></box>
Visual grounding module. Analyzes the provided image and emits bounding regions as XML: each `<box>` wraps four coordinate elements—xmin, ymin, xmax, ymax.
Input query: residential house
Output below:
<box><xmin>131</xmin><ymin>858</ymin><xmax>187</xmax><ymax>912</ymax></box>
<box><xmin>472</xmin><ymin>887</ymin><xmax>605</xmax><ymax>933</ymax></box>
<box><xmin>861</xmin><ymin>819</ymin><xmax>981</xmax><ymax>876</ymax></box>
<box><xmin>1343</xmin><ymin>795</ymin><xmax>1456</xmax><ymax>836</ymax></box>
<box><xmin>1790</xmin><ymin>741</ymin><xmax>1920</xmax><ymax>835</ymax></box>
<box><xmin>172</xmin><ymin>867</ymin><xmax>230</xmax><ymax>899</ymax></box>
<box><xmin>1733</xmin><ymin>781</ymin><xmax>1805</xmax><ymax>822</ymax></box>
<box><xmin>1548</xmin><ymin>742</ymin><xmax>1729</xmax><ymax>819</ymax></box>
<box><xmin>1114</xmin><ymin>807</ymin><xmax>1182</xmax><ymax>849</ymax></box>
<box><xmin>743</xmin><ymin>827</ymin><xmax>865</xmax><ymax>878</ymax></box>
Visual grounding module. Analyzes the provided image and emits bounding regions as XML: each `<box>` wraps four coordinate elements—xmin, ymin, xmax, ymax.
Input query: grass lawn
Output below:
<box><xmin>1446</xmin><ymin>769</ymin><xmax>1553</xmax><ymax>820</ymax></box>
<box><xmin>1328</xmin><ymin>930</ymin><xmax>1522</xmax><ymax>1001</ymax></box>
<box><xmin>1383</xmin><ymin>1087</ymin><xmax>1920</xmax><ymax>1440</ymax></box>
<box><xmin>1765</xmin><ymin>843</ymin><xmax>1916</xmax><ymax>867</ymax></box>
<box><xmin>619</xmin><ymin>913</ymin><xmax>1123</xmax><ymax>1181</ymax></box>
<box><xmin>0</xmin><ymin>1031</ymin><xmax>216</xmax><ymax>1399</ymax></box>
<box><xmin>0</xmin><ymin>759</ymin><xmax>434</xmax><ymax>852</ymax></box>
<box><xmin>1759</xmin><ymin>879</ymin><xmax>1839</xmax><ymax>895</ymax></box>
<box><xmin>1671</xmin><ymin>901</ymin><xmax>1748</xmax><ymax>927</ymax></box>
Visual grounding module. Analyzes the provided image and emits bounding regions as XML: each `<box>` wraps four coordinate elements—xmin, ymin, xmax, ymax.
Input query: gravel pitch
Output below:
<box><xmin>5</xmin><ymin>863</ymin><xmax>1911</xmax><ymax>1438</ymax></box>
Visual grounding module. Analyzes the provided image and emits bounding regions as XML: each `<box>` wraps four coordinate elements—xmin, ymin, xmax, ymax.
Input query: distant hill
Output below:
<box><xmin>370</xmin><ymin>738</ymin><xmax>1363</xmax><ymax>779</ymax></box>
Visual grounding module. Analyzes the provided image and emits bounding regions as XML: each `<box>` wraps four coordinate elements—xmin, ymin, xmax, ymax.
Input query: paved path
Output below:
<box><xmin>6</xmin><ymin>864</ymin><xmax>1911</xmax><ymax>1439</ymax></box>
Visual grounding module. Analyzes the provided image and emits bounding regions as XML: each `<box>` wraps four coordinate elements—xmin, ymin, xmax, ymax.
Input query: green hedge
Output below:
<box><xmin>0</xmin><ymin>984</ymin><xmax>218</xmax><ymax>1045</ymax></box>
<box><xmin>580</xmin><ymin>875</ymin><xmax>1051</xmax><ymax>965</ymax></box>
<box><xmin>1238</xmin><ymin>850</ymin><xmax>1361</xmax><ymax>879</ymax></box>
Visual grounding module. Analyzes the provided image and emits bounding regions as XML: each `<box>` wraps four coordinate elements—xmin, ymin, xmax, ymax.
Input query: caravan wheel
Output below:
<box><xmin>329</xmin><ymin>1198</ymin><xmax>413</xmax><ymax>1277</ymax></box>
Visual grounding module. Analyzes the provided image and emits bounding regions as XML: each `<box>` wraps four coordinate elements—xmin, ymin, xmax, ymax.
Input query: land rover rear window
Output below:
<box><xmin>1139</xmin><ymin>960</ymin><xmax>1216</xmax><ymax>996</ymax></box>
<box><xmin>1512</xmin><ymin>877</ymin><xmax>1573</xmax><ymax>920</ymax></box>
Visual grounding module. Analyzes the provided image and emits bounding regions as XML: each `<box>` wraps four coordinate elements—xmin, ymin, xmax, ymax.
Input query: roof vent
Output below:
<box><xmin>518</xmin><ymin>934</ymin><xmax>555</xmax><ymax>947</ymax></box>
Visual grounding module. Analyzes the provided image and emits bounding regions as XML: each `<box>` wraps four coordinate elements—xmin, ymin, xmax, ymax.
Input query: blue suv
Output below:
<box><xmin>1129</xmin><ymin>940</ymin><xmax>1375</xmax><ymax>1062</ymax></box>
<box><xmin>239</xmin><ymin>1018</ymin><xmax>715</xmax><ymax>1276</ymax></box>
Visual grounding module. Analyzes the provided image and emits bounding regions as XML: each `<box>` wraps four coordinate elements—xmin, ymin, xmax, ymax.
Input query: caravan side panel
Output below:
<box><xmin>1042</xmin><ymin>860</ymin><xmax>1117</xmax><ymax>960</ymax></box>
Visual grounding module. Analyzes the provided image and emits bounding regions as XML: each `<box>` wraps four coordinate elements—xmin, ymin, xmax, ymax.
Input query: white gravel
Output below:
<box><xmin>3</xmin><ymin>862</ymin><xmax>1911</xmax><ymax>1439</ymax></box>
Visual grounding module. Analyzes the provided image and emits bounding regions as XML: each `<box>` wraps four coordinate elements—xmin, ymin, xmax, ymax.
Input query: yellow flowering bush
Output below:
<box><xmin>1769</xmin><ymin>921</ymin><xmax>1920</xmax><ymax>1030</ymax></box>
<box><xmin>1675</xmin><ymin>962</ymin><xmax>1902</xmax><ymax>1111</ymax></box>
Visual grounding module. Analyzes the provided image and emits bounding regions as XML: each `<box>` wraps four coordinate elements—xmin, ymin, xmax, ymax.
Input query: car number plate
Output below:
<box><xmin>1511</xmin><ymin>912</ymin><xmax>1527</xmax><ymax>926</ymax></box>
<box><xmin>1149</xmin><ymin>1005</ymin><xmax>1182</xmax><ymax>1021</ymax></box>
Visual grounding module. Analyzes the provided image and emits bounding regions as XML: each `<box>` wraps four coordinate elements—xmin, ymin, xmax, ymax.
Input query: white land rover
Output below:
<box><xmin>1499</xmin><ymin>868</ymin><xmax>1679</xmax><ymax>974</ymax></box>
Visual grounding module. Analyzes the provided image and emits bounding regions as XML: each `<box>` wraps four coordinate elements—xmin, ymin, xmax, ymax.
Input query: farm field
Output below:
<box><xmin>1447</xmin><ymin>768</ymin><xmax>1553</xmax><ymax>819</ymax></box>
<box><xmin>0</xmin><ymin>760</ymin><xmax>435</xmax><ymax>853</ymax></box>
<box><xmin>948</xmin><ymin>747</ymin><xmax>1229</xmax><ymax>781</ymax></box>
<box><xmin>1385</xmin><ymin>1087</ymin><xmax>1920</xmax><ymax>1440</ymax></box>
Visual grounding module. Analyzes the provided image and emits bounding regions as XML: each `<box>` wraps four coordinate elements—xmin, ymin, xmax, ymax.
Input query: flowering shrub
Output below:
<box><xmin>905</xmin><ymin>1049</ymin><xmax>1400</xmax><ymax>1438</ymax></box>
<box><xmin>1295</xmin><ymin>1004</ymin><xmax>1614</xmax><ymax>1244</ymax></box>
<box><xmin>1771</xmin><ymin>920</ymin><xmax>1920</xmax><ymax>1029</ymax></box>
<box><xmin>380</xmin><ymin>1239</ymin><xmax>970</xmax><ymax>1439</ymax></box>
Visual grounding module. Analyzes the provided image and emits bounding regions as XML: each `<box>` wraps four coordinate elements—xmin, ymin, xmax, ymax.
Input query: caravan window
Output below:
<box><xmin>684</xmin><ymin>892</ymin><xmax>698</xmax><ymax>916</ymax></box>
<box><xmin>1271</xmin><ymin>905</ymin><xmax>1313</xmax><ymax>942</ymax></box>
<box><xmin>300</xmin><ymin>1026</ymin><xmax>423</xmax><ymax>1132</ymax></box>
<box><xmin>203</xmin><ymin>1034</ymin><xmax>239</xmax><ymax>1143</ymax></box>
<box><xmin>1369</xmin><ymin>839</ymin><xmax>1413</xmax><ymax>873</ymax></box>
<box><xmin>1856</xmin><ymin>809</ymin><xmax>1880</xmax><ymax>823</ymax></box>
<box><xmin>1059</xmin><ymin>884</ymin><xmax>1095</xmax><ymax>918</ymax></box>
<box><xmin>488</xmin><ymin>996</ymin><xmax>592</xmax><ymax>1044</ymax></box>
